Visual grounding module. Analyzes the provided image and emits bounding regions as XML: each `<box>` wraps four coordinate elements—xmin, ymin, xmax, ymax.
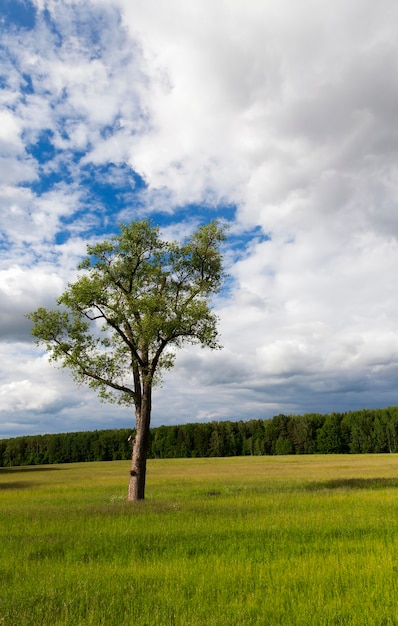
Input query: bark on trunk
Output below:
<box><xmin>128</xmin><ymin>382</ymin><xmax>151</xmax><ymax>501</ymax></box>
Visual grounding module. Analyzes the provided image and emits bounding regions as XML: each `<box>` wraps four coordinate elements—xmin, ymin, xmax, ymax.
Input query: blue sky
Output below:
<box><xmin>2</xmin><ymin>0</ymin><xmax>398</xmax><ymax>438</ymax></box>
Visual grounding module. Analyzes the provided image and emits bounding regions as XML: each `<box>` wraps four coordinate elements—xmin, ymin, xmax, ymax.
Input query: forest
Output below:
<box><xmin>2</xmin><ymin>406</ymin><xmax>398</xmax><ymax>466</ymax></box>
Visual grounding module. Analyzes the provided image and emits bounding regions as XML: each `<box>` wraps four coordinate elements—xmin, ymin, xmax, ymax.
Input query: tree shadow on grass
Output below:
<box><xmin>0</xmin><ymin>466</ymin><xmax>66</xmax><ymax>488</ymax></box>
<box><xmin>0</xmin><ymin>481</ymin><xmax>37</xmax><ymax>490</ymax></box>
<box><xmin>305</xmin><ymin>477</ymin><xmax>398</xmax><ymax>491</ymax></box>
<box><xmin>0</xmin><ymin>466</ymin><xmax>65</xmax><ymax>474</ymax></box>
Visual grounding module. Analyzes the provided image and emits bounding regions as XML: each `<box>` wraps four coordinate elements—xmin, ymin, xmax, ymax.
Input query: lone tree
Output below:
<box><xmin>28</xmin><ymin>219</ymin><xmax>226</xmax><ymax>500</ymax></box>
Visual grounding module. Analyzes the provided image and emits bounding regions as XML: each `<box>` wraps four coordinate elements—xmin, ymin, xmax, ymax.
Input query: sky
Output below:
<box><xmin>1</xmin><ymin>0</ymin><xmax>398</xmax><ymax>438</ymax></box>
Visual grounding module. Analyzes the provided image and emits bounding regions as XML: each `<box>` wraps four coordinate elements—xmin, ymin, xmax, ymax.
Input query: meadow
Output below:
<box><xmin>2</xmin><ymin>455</ymin><xmax>398</xmax><ymax>625</ymax></box>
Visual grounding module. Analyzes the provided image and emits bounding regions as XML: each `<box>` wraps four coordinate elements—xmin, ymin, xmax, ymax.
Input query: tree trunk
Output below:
<box><xmin>128</xmin><ymin>382</ymin><xmax>152</xmax><ymax>501</ymax></box>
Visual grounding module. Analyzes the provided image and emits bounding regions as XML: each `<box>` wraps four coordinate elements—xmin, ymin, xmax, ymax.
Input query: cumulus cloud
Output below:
<box><xmin>0</xmin><ymin>266</ymin><xmax>66</xmax><ymax>340</ymax></box>
<box><xmin>0</xmin><ymin>344</ymin><xmax>133</xmax><ymax>437</ymax></box>
<box><xmin>2</xmin><ymin>0</ymin><xmax>398</xmax><ymax>437</ymax></box>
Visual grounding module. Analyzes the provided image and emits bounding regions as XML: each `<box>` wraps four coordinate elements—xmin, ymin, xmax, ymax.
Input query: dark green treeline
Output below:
<box><xmin>2</xmin><ymin>406</ymin><xmax>398</xmax><ymax>467</ymax></box>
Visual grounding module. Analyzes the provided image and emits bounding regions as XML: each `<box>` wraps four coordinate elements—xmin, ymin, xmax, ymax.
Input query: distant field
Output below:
<box><xmin>2</xmin><ymin>455</ymin><xmax>398</xmax><ymax>625</ymax></box>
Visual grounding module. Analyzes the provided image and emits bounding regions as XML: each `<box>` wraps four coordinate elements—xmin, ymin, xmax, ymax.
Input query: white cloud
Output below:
<box><xmin>110</xmin><ymin>0</ymin><xmax>398</xmax><ymax>215</ymax></box>
<box><xmin>0</xmin><ymin>342</ymin><xmax>135</xmax><ymax>438</ymax></box>
<box><xmin>0</xmin><ymin>184</ymin><xmax>84</xmax><ymax>262</ymax></box>
<box><xmin>0</xmin><ymin>109</ymin><xmax>24</xmax><ymax>154</ymax></box>
<box><xmin>0</xmin><ymin>379</ymin><xmax>58</xmax><ymax>412</ymax></box>
<box><xmin>0</xmin><ymin>266</ymin><xmax>65</xmax><ymax>340</ymax></box>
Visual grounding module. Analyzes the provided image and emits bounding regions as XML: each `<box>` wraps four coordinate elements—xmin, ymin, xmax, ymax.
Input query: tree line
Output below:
<box><xmin>2</xmin><ymin>406</ymin><xmax>398</xmax><ymax>467</ymax></box>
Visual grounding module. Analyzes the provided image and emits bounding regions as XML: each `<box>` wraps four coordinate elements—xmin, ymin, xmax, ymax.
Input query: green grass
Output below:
<box><xmin>2</xmin><ymin>455</ymin><xmax>398</xmax><ymax>625</ymax></box>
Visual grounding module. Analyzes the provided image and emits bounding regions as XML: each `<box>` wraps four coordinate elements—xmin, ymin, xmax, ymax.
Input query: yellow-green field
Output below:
<box><xmin>2</xmin><ymin>455</ymin><xmax>398</xmax><ymax>625</ymax></box>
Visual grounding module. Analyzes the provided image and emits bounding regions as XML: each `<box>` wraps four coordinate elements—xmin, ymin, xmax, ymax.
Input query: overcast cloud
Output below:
<box><xmin>1</xmin><ymin>0</ymin><xmax>398</xmax><ymax>438</ymax></box>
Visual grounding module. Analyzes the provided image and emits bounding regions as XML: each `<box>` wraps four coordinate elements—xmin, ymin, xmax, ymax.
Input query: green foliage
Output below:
<box><xmin>27</xmin><ymin>219</ymin><xmax>227</xmax><ymax>407</ymax></box>
<box><xmin>3</xmin><ymin>407</ymin><xmax>398</xmax><ymax>467</ymax></box>
<box><xmin>0</xmin><ymin>430</ymin><xmax>132</xmax><ymax>466</ymax></box>
<box><xmin>317</xmin><ymin>413</ymin><xmax>344</xmax><ymax>453</ymax></box>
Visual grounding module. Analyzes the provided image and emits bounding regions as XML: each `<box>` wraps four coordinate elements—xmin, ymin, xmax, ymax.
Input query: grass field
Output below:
<box><xmin>2</xmin><ymin>455</ymin><xmax>398</xmax><ymax>625</ymax></box>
